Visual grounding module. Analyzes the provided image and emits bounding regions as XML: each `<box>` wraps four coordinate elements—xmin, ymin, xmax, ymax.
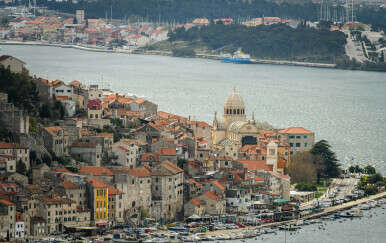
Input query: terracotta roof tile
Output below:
<box><xmin>190</xmin><ymin>199</ymin><xmax>202</xmax><ymax>206</ymax></box>
<box><xmin>236</xmin><ymin>160</ymin><xmax>272</xmax><ymax>171</ymax></box>
<box><xmin>211</xmin><ymin>181</ymin><xmax>225</xmax><ymax>190</ymax></box>
<box><xmin>43</xmin><ymin>126</ymin><xmax>69</xmax><ymax>137</ymax></box>
<box><xmin>277</xmin><ymin>127</ymin><xmax>313</xmax><ymax>134</ymax></box>
<box><xmin>127</xmin><ymin>168</ymin><xmax>151</xmax><ymax>177</ymax></box>
<box><xmin>141</xmin><ymin>153</ymin><xmax>159</xmax><ymax>162</ymax></box>
<box><xmin>160</xmin><ymin>160</ymin><xmax>184</xmax><ymax>174</ymax></box>
<box><xmin>60</xmin><ymin>181</ymin><xmax>78</xmax><ymax>189</ymax></box>
<box><xmin>203</xmin><ymin>191</ymin><xmax>224</xmax><ymax>201</ymax></box>
<box><xmin>79</xmin><ymin>166</ymin><xmax>114</xmax><ymax>176</ymax></box>
<box><xmin>97</xmin><ymin>133</ymin><xmax>113</xmax><ymax>139</ymax></box>
<box><xmin>106</xmin><ymin>185</ymin><xmax>124</xmax><ymax>195</ymax></box>
<box><xmin>87</xmin><ymin>178</ymin><xmax>109</xmax><ymax>188</ymax></box>
<box><xmin>188</xmin><ymin>178</ymin><xmax>201</xmax><ymax>187</ymax></box>
<box><xmin>0</xmin><ymin>199</ymin><xmax>15</xmax><ymax>206</ymax></box>
<box><xmin>0</xmin><ymin>142</ymin><xmax>29</xmax><ymax>149</ymax></box>
<box><xmin>159</xmin><ymin>148</ymin><xmax>176</xmax><ymax>156</ymax></box>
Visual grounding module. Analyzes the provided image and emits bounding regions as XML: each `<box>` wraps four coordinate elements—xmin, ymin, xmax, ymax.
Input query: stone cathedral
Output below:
<box><xmin>211</xmin><ymin>89</ymin><xmax>260</xmax><ymax>155</ymax></box>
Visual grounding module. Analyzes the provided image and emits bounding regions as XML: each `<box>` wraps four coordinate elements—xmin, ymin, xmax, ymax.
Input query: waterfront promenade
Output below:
<box><xmin>204</xmin><ymin>191</ymin><xmax>386</xmax><ymax>236</ymax></box>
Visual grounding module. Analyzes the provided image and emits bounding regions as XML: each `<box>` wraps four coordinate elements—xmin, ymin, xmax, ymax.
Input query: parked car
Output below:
<box><xmin>144</xmin><ymin>229</ymin><xmax>151</xmax><ymax>233</ymax></box>
<box><xmin>51</xmin><ymin>231</ymin><xmax>61</xmax><ymax>235</ymax></box>
<box><xmin>225</xmin><ymin>220</ymin><xmax>234</xmax><ymax>223</ymax></box>
<box><xmin>214</xmin><ymin>226</ymin><xmax>227</xmax><ymax>230</ymax></box>
<box><xmin>264</xmin><ymin>219</ymin><xmax>275</xmax><ymax>223</ymax></box>
<box><xmin>235</xmin><ymin>224</ymin><xmax>245</xmax><ymax>228</ymax></box>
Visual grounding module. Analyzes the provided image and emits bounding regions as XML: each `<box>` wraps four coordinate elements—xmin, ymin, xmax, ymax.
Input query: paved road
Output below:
<box><xmin>345</xmin><ymin>33</ymin><xmax>367</xmax><ymax>62</ymax></box>
<box><xmin>300</xmin><ymin>177</ymin><xmax>358</xmax><ymax>210</ymax></box>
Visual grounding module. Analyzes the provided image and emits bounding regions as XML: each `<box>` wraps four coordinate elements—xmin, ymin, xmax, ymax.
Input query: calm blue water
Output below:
<box><xmin>1</xmin><ymin>45</ymin><xmax>386</xmax><ymax>174</ymax></box>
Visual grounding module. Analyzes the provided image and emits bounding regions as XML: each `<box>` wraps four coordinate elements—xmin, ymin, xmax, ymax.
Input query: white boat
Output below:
<box><xmin>309</xmin><ymin>219</ymin><xmax>323</xmax><ymax>224</ymax></box>
<box><xmin>358</xmin><ymin>204</ymin><xmax>371</xmax><ymax>210</ymax></box>
<box><xmin>261</xmin><ymin>227</ymin><xmax>277</xmax><ymax>234</ymax></box>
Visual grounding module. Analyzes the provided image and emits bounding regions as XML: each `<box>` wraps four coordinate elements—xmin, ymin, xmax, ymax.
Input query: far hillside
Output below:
<box><xmin>160</xmin><ymin>23</ymin><xmax>347</xmax><ymax>63</ymax></box>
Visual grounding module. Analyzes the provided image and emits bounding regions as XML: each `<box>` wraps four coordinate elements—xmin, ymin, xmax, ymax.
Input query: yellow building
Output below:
<box><xmin>87</xmin><ymin>178</ymin><xmax>109</xmax><ymax>227</ymax></box>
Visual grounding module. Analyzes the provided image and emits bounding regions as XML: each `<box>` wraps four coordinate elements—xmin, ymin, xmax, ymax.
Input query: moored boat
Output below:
<box><xmin>221</xmin><ymin>48</ymin><xmax>252</xmax><ymax>63</ymax></box>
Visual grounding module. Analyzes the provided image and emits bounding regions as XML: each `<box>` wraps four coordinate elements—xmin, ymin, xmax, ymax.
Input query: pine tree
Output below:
<box><xmin>311</xmin><ymin>140</ymin><xmax>340</xmax><ymax>181</ymax></box>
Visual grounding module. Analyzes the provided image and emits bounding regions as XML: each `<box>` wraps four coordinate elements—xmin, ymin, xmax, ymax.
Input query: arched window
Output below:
<box><xmin>237</xmin><ymin>109</ymin><xmax>240</xmax><ymax>114</ymax></box>
<box><xmin>226</xmin><ymin>109</ymin><xmax>229</xmax><ymax>114</ymax></box>
<box><xmin>233</xmin><ymin>109</ymin><xmax>236</xmax><ymax>114</ymax></box>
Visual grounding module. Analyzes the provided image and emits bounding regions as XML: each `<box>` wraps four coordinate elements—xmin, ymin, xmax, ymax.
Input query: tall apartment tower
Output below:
<box><xmin>76</xmin><ymin>10</ymin><xmax>85</xmax><ymax>25</ymax></box>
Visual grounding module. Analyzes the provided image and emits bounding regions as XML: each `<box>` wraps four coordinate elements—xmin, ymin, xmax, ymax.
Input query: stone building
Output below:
<box><xmin>30</xmin><ymin>217</ymin><xmax>46</xmax><ymax>236</ymax></box>
<box><xmin>106</xmin><ymin>185</ymin><xmax>124</xmax><ymax>226</ymax></box>
<box><xmin>70</xmin><ymin>142</ymin><xmax>102</xmax><ymax>166</ymax></box>
<box><xmin>113</xmin><ymin>167</ymin><xmax>152</xmax><ymax>224</ymax></box>
<box><xmin>150</xmin><ymin>161</ymin><xmax>184</xmax><ymax>222</ymax></box>
<box><xmin>0</xmin><ymin>55</ymin><xmax>25</xmax><ymax>73</ymax></box>
<box><xmin>36</xmin><ymin>196</ymin><xmax>77</xmax><ymax>234</ymax></box>
<box><xmin>129</xmin><ymin>98</ymin><xmax>157</xmax><ymax>118</ymax></box>
<box><xmin>0</xmin><ymin>93</ymin><xmax>29</xmax><ymax>139</ymax></box>
<box><xmin>0</xmin><ymin>199</ymin><xmax>16</xmax><ymax>239</ymax></box>
<box><xmin>277</xmin><ymin>127</ymin><xmax>315</xmax><ymax>156</ymax></box>
<box><xmin>60</xmin><ymin>181</ymin><xmax>88</xmax><ymax>207</ymax></box>
<box><xmin>40</xmin><ymin>126</ymin><xmax>69</xmax><ymax>157</ymax></box>
<box><xmin>0</xmin><ymin>141</ymin><xmax>30</xmax><ymax>170</ymax></box>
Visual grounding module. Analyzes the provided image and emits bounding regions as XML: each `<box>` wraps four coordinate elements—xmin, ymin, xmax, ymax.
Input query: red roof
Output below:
<box><xmin>277</xmin><ymin>127</ymin><xmax>313</xmax><ymax>134</ymax></box>
<box><xmin>236</xmin><ymin>160</ymin><xmax>273</xmax><ymax>171</ymax></box>
<box><xmin>107</xmin><ymin>185</ymin><xmax>124</xmax><ymax>195</ymax></box>
<box><xmin>188</xmin><ymin>178</ymin><xmax>201</xmax><ymax>187</ymax></box>
<box><xmin>130</xmin><ymin>35</ymin><xmax>145</xmax><ymax>39</ymax></box>
<box><xmin>127</xmin><ymin>168</ymin><xmax>151</xmax><ymax>177</ymax></box>
<box><xmin>87</xmin><ymin>178</ymin><xmax>109</xmax><ymax>188</ymax></box>
<box><xmin>254</xmin><ymin>176</ymin><xmax>264</xmax><ymax>182</ymax></box>
<box><xmin>69</xmin><ymin>80</ymin><xmax>81</xmax><ymax>85</ymax></box>
<box><xmin>141</xmin><ymin>153</ymin><xmax>159</xmax><ymax>162</ymax></box>
<box><xmin>211</xmin><ymin>181</ymin><xmax>226</xmax><ymax>190</ymax></box>
<box><xmin>159</xmin><ymin>148</ymin><xmax>176</xmax><ymax>156</ymax></box>
<box><xmin>60</xmin><ymin>181</ymin><xmax>78</xmax><ymax>189</ymax></box>
<box><xmin>0</xmin><ymin>199</ymin><xmax>15</xmax><ymax>206</ymax></box>
<box><xmin>160</xmin><ymin>160</ymin><xmax>184</xmax><ymax>174</ymax></box>
<box><xmin>55</xmin><ymin>168</ymin><xmax>70</xmax><ymax>172</ymax></box>
<box><xmin>190</xmin><ymin>199</ymin><xmax>202</xmax><ymax>206</ymax></box>
<box><xmin>79</xmin><ymin>166</ymin><xmax>114</xmax><ymax>176</ymax></box>
<box><xmin>203</xmin><ymin>191</ymin><xmax>224</xmax><ymax>201</ymax></box>
<box><xmin>0</xmin><ymin>142</ymin><xmax>29</xmax><ymax>149</ymax></box>
<box><xmin>117</xmin><ymin>146</ymin><xmax>129</xmax><ymax>152</ymax></box>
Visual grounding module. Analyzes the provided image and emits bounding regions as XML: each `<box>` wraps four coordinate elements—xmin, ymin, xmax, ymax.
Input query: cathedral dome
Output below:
<box><xmin>224</xmin><ymin>90</ymin><xmax>245</xmax><ymax>115</ymax></box>
<box><xmin>224</xmin><ymin>92</ymin><xmax>245</xmax><ymax>109</ymax></box>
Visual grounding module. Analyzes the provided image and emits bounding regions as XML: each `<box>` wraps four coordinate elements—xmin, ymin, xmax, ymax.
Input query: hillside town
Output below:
<box><xmin>0</xmin><ymin>54</ymin><xmax>327</xmax><ymax>240</ymax></box>
<box><xmin>0</xmin><ymin>9</ymin><xmax>384</xmax><ymax>62</ymax></box>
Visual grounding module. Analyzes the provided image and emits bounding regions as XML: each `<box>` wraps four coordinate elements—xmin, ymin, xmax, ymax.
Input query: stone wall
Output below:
<box><xmin>0</xmin><ymin>93</ymin><xmax>29</xmax><ymax>142</ymax></box>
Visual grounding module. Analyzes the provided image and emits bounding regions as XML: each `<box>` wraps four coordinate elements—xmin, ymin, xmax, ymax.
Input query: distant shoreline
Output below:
<box><xmin>0</xmin><ymin>40</ymin><xmax>361</xmax><ymax>70</ymax></box>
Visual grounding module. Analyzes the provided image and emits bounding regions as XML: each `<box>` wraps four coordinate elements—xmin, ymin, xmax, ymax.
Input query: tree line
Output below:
<box><xmin>29</xmin><ymin>0</ymin><xmax>386</xmax><ymax>25</ymax></box>
<box><xmin>168</xmin><ymin>23</ymin><xmax>347</xmax><ymax>61</ymax></box>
